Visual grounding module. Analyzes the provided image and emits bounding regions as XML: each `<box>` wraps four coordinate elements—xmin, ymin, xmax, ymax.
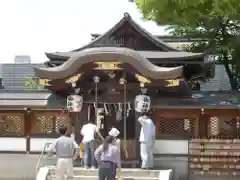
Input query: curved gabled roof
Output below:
<box><xmin>35</xmin><ymin>47</ymin><xmax>183</xmax><ymax>80</ymax></box>
<box><xmin>46</xmin><ymin>13</ymin><xmax>183</xmax><ymax>61</ymax></box>
<box><xmin>73</xmin><ymin>13</ymin><xmax>179</xmax><ymax>52</ymax></box>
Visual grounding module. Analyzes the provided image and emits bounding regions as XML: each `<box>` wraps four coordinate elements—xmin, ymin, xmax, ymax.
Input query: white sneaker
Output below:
<box><xmin>91</xmin><ymin>166</ymin><xmax>96</xmax><ymax>169</ymax></box>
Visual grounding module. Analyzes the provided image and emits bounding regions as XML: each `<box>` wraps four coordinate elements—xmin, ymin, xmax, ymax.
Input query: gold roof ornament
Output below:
<box><xmin>38</xmin><ymin>78</ymin><xmax>51</xmax><ymax>86</ymax></box>
<box><xmin>135</xmin><ymin>74</ymin><xmax>151</xmax><ymax>84</ymax></box>
<box><xmin>65</xmin><ymin>74</ymin><xmax>82</xmax><ymax>84</ymax></box>
<box><xmin>165</xmin><ymin>79</ymin><xmax>180</xmax><ymax>87</ymax></box>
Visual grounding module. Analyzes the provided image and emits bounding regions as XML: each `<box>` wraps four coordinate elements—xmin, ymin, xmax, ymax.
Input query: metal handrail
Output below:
<box><xmin>36</xmin><ymin>142</ymin><xmax>52</xmax><ymax>175</ymax></box>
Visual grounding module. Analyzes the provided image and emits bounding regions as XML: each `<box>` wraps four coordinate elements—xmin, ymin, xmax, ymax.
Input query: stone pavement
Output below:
<box><xmin>0</xmin><ymin>153</ymin><xmax>41</xmax><ymax>180</ymax></box>
<box><xmin>0</xmin><ymin>154</ymin><xmax>188</xmax><ymax>180</ymax></box>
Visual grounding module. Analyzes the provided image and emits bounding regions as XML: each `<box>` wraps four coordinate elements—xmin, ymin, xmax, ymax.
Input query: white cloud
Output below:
<box><xmin>0</xmin><ymin>0</ymin><xmax>167</xmax><ymax>63</ymax></box>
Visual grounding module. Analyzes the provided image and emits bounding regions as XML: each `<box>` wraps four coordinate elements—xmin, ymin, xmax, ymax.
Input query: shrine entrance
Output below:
<box><xmin>33</xmin><ymin>47</ymin><xmax>184</xmax><ymax>163</ymax></box>
<box><xmin>75</xmin><ymin>68</ymin><xmax>139</xmax><ymax>161</ymax></box>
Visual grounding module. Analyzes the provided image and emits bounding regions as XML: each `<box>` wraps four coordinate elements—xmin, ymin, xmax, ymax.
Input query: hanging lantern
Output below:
<box><xmin>134</xmin><ymin>94</ymin><xmax>151</xmax><ymax>113</ymax></box>
<box><xmin>67</xmin><ymin>95</ymin><xmax>83</xmax><ymax>112</ymax></box>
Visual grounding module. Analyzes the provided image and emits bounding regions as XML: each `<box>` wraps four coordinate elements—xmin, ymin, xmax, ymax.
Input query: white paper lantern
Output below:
<box><xmin>67</xmin><ymin>95</ymin><xmax>83</xmax><ymax>112</ymax></box>
<box><xmin>134</xmin><ymin>94</ymin><xmax>151</xmax><ymax>113</ymax></box>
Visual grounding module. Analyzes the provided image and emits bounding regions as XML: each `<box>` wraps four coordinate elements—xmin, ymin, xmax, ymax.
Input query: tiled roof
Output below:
<box><xmin>0</xmin><ymin>99</ymin><xmax>48</xmax><ymax>106</ymax></box>
<box><xmin>1</xmin><ymin>63</ymin><xmax>45</xmax><ymax>90</ymax></box>
<box><xmin>152</xmin><ymin>92</ymin><xmax>240</xmax><ymax>108</ymax></box>
<box><xmin>0</xmin><ymin>91</ymin><xmax>237</xmax><ymax>108</ymax></box>
<box><xmin>200</xmin><ymin>64</ymin><xmax>231</xmax><ymax>91</ymax></box>
<box><xmin>0</xmin><ymin>91</ymin><xmax>65</xmax><ymax>107</ymax></box>
<box><xmin>0</xmin><ymin>92</ymin><xmax>51</xmax><ymax>99</ymax></box>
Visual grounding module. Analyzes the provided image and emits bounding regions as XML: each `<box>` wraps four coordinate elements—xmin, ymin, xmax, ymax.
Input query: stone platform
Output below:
<box><xmin>48</xmin><ymin>167</ymin><xmax>173</xmax><ymax>180</ymax></box>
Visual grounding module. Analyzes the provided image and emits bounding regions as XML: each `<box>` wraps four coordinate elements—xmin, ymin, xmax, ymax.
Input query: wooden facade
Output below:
<box><xmin>1</xmin><ymin>107</ymin><xmax>240</xmax><ymax>146</ymax></box>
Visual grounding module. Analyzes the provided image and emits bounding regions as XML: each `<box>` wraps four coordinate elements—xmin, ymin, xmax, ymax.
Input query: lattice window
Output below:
<box><xmin>0</xmin><ymin>113</ymin><xmax>24</xmax><ymax>136</ymax></box>
<box><xmin>214</xmin><ymin>117</ymin><xmax>240</xmax><ymax>137</ymax></box>
<box><xmin>32</xmin><ymin>112</ymin><xmax>70</xmax><ymax>135</ymax></box>
<box><xmin>157</xmin><ymin>116</ymin><xmax>194</xmax><ymax>137</ymax></box>
<box><xmin>33</xmin><ymin>113</ymin><xmax>55</xmax><ymax>134</ymax></box>
<box><xmin>55</xmin><ymin>114</ymin><xmax>69</xmax><ymax>130</ymax></box>
<box><xmin>209</xmin><ymin>117</ymin><xmax>219</xmax><ymax>136</ymax></box>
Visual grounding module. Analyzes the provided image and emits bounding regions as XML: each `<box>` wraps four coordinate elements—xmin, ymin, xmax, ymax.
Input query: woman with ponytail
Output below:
<box><xmin>94</xmin><ymin>135</ymin><xmax>121</xmax><ymax>180</ymax></box>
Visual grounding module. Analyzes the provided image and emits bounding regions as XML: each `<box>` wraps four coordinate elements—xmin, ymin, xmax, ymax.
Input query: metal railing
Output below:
<box><xmin>36</xmin><ymin>142</ymin><xmax>56</xmax><ymax>175</ymax></box>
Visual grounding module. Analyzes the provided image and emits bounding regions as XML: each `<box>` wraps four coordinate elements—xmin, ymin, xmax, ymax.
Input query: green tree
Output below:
<box><xmin>135</xmin><ymin>0</ymin><xmax>240</xmax><ymax>90</ymax></box>
<box><xmin>25</xmin><ymin>77</ymin><xmax>42</xmax><ymax>89</ymax></box>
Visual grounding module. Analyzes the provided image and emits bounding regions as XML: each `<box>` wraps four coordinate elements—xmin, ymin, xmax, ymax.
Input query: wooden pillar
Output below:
<box><xmin>24</xmin><ymin>109</ymin><xmax>32</xmax><ymax>153</ymax></box>
<box><xmin>194</xmin><ymin>115</ymin><xmax>199</xmax><ymax>137</ymax></box>
<box><xmin>67</xmin><ymin>111</ymin><xmax>72</xmax><ymax>136</ymax></box>
<box><xmin>198</xmin><ymin>114</ymin><xmax>210</xmax><ymax>138</ymax></box>
<box><xmin>72</xmin><ymin>104</ymin><xmax>88</xmax><ymax>144</ymax></box>
<box><xmin>72</xmin><ymin>112</ymin><xmax>81</xmax><ymax>144</ymax></box>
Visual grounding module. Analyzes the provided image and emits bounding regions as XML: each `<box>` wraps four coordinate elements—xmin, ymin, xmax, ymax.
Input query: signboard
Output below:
<box><xmin>94</xmin><ymin>62</ymin><xmax>122</xmax><ymax>70</ymax></box>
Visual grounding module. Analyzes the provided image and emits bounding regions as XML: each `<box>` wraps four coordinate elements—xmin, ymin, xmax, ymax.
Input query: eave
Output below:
<box><xmin>35</xmin><ymin>47</ymin><xmax>184</xmax><ymax>80</ymax></box>
<box><xmin>91</xmin><ymin>33</ymin><xmax>208</xmax><ymax>43</ymax></box>
<box><xmin>45</xmin><ymin>51</ymin><xmax>205</xmax><ymax>61</ymax></box>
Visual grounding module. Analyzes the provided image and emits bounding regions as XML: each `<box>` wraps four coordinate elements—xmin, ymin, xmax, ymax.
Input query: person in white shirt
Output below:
<box><xmin>80</xmin><ymin>119</ymin><xmax>103</xmax><ymax>169</ymax></box>
<box><xmin>138</xmin><ymin>112</ymin><xmax>156</xmax><ymax>169</ymax></box>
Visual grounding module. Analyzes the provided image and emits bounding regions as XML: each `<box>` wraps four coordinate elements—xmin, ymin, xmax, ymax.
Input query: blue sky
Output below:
<box><xmin>0</xmin><ymin>0</ymin><xmax>166</xmax><ymax>63</ymax></box>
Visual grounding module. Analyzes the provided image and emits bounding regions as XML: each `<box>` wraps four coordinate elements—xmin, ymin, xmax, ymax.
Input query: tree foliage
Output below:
<box><xmin>135</xmin><ymin>0</ymin><xmax>240</xmax><ymax>90</ymax></box>
<box><xmin>25</xmin><ymin>77</ymin><xmax>42</xmax><ymax>90</ymax></box>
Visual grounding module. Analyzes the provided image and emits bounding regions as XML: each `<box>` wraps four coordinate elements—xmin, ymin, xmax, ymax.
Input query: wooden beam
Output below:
<box><xmin>82</xmin><ymin>80</ymin><xmax>187</xmax><ymax>89</ymax></box>
<box><xmin>194</xmin><ymin>115</ymin><xmax>200</xmax><ymax>137</ymax></box>
<box><xmin>203</xmin><ymin>108</ymin><xmax>240</xmax><ymax>116</ymax></box>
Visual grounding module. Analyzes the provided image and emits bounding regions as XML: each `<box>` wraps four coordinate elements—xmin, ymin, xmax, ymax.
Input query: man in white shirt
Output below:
<box><xmin>81</xmin><ymin>119</ymin><xmax>103</xmax><ymax>169</ymax></box>
<box><xmin>138</xmin><ymin>112</ymin><xmax>156</xmax><ymax>169</ymax></box>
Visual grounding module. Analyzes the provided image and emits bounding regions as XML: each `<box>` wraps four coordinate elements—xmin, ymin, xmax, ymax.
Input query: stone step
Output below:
<box><xmin>49</xmin><ymin>175</ymin><xmax>159</xmax><ymax>180</ymax></box>
<box><xmin>49</xmin><ymin>168</ymin><xmax>163</xmax><ymax>178</ymax></box>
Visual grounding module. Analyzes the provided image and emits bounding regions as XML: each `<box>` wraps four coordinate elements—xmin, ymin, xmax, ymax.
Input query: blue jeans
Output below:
<box><xmin>99</xmin><ymin>161</ymin><xmax>117</xmax><ymax>180</ymax></box>
<box><xmin>140</xmin><ymin>142</ymin><xmax>154</xmax><ymax>168</ymax></box>
<box><xmin>83</xmin><ymin>140</ymin><xmax>96</xmax><ymax>167</ymax></box>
